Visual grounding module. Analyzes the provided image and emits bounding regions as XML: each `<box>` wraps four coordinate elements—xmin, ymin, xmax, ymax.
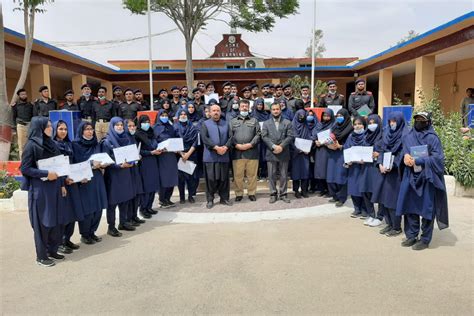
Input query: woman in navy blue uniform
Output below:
<box><xmin>187</xmin><ymin>102</ymin><xmax>202</xmax><ymax>124</ymax></box>
<box><xmin>344</xmin><ymin>116</ymin><xmax>368</xmax><ymax>218</ymax></box>
<box><xmin>134</xmin><ymin>115</ymin><xmax>161</xmax><ymax>218</ymax></box>
<box><xmin>52</xmin><ymin>120</ymin><xmax>84</xmax><ymax>253</ymax></box>
<box><xmin>311</xmin><ymin>108</ymin><xmax>334</xmax><ymax>197</ymax></box>
<box><xmin>251</xmin><ymin>98</ymin><xmax>270</xmax><ymax>179</ymax></box>
<box><xmin>371</xmin><ymin>112</ymin><xmax>408</xmax><ymax>237</ymax></box>
<box><xmin>153</xmin><ymin>109</ymin><xmax>179</xmax><ymax>208</ymax></box>
<box><xmin>280</xmin><ymin>98</ymin><xmax>294</xmax><ymax>121</ymax></box>
<box><xmin>396</xmin><ymin>112</ymin><xmax>449</xmax><ymax>250</ymax></box>
<box><xmin>306</xmin><ymin>109</ymin><xmax>318</xmax><ymax>193</ymax></box>
<box><xmin>102</xmin><ymin>117</ymin><xmax>136</xmax><ymax>236</ymax></box>
<box><xmin>291</xmin><ymin>109</ymin><xmax>312</xmax><ymax>198</ymax></box>
<box><xmin>72</xmin><ymin>122</ymin><xmax>108</xmax><ymax>245</ymax></box>
<box><xmin>175</xmin><ymin>109</ymin><xmax>199</xmax><ymax>204</ymax></box>
<box><xmin>326</xmin><ymin>109</ymin><xmax>353</xmax><ymax>207</ymax></box>
<box><xmin>21</xmin><ymin>117</ymin><xmax>64</xmax><ymax>266</ymax></box>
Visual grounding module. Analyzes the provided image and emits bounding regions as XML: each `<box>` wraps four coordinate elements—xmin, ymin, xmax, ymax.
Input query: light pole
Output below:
<box><xmin>147</xmin><ymin>0</ymin><xmax>154</xmax><ymax>110</ymax></box>
<box><xmin>310</xmin><ymin>0</ymin><xmax>316</xmax><ymax>108</ymax></box>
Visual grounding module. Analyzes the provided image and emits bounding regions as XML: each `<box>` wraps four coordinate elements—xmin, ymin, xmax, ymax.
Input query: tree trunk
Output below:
<box><xmin>184</xmin><ymin>35</ymin><xmax>194</xmax><ymax>96</ymax></box>
<box><xmin>9</xmin><ymin>3</ymin><xmax>35</xmax><ymax>105</ymax></box>
<box><xmin>0</xmin><ymin>2</ymin><xmax>13</xmax><ymax>159</ymax></box>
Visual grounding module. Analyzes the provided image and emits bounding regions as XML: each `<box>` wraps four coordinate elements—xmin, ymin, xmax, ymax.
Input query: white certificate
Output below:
<box><xmin>68</xmin><ymin>161</ymin><xmax>93</xmax><ymax>183</ymax></box>
<box><xmin>317</xmin><ymin>129</ymin><xmax>332</xmax><ymax>144</ymax></box>
<box><xmin>328</xmin><ymin>105</ymin><xmax>342</xmax><ymax>114</ymax></box>
<box><xmin>383</xmin><ymin>152</ymin><xmax>394</xmax><ymax>169</ymax></box>
<box><xmin>37</xmin><ymin>155</ymin><xmax>70</xmax><ymax>178</ymax></box>
<box><xmin>157</xmin><ymin>138</ymin><xmax>184</xmax><ymax>152</ymax></box>
<box><xmin>113</xmin><ymin>144</ymin><xmax>140</xmax><ymax>164</ymax></box>
<box><xmin>259</xmin><ymin>122</ymin><xmax>264</xmax><ymax>130</ymax></box>
<box><xmin>294</xmin><ymin>137</ymin><xmax>312</xmax><ymax>153</ymax></box>
<box><xmin>343</xmin><ymin>147</ymin><xmax>354</xmax><ymax>164</ymax></box>
<box><xmin>263</xmin><ymin>97</ymin><xmax>274</xmax><ymax>111</ymax></box>
<box><xmin>205</xmin><ymin>93</ymin><xmax>219</xmax><ymax>104</ymax></box>
<box><xmin>88</xmin><ymin>153</ymin><xmax>115</xmax><ymax>166</ymax></box>
<box><xmin>344</xmin><ymin>146</ymin><xmax>373</xmax><ymax>163</ymax></box>
<box><xmin>178</xmin><ymin>158</ymin><xmax>197</xmax><ymax>175</ymax></box>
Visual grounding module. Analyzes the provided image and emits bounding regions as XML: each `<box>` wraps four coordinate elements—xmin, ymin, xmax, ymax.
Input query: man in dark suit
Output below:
<box><xmin>261</xmin><ymin>101</ymin><xmax>294</xmax><ymax>204</ymax></box>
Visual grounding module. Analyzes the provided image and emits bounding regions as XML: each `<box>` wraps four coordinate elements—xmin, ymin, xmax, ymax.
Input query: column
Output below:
<box><xmin>29</xmin><ymin>64</ymin><xmax>51</xmax><ymax>98</ymax></box>
<box><xmin>378</xmin><ymin>69</ymin><xmax>393</xmax><ymax>119</ymax></box>
<box><xmin>414</xmin><ymin>56</ymin><xmax>435</xmax><ymax>108</ymax></box>
<box><xmin>72</xmin><ymin>74</ymin><xmax>87</xmax><ymax>98</ymax></box>
<box><xmin>100</xmin><ymin>80</ymin><xmax>113</xmax><ymax>100</ymax></box>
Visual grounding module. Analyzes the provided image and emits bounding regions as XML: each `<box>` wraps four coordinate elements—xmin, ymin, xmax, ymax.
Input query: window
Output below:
<box><xmin>154</xmin><ymin>65</ymin><xmax>170</xmax><ymax>70</ymax></box>
<box><xmin>226</xmin><ymin>64</ymin><xmax>241</xmax><ymax>69</ymax></box>
<box><xmin>299</xmin><ymin>63</ymin><xmax>312</xmax><ymax>68</ymax></box>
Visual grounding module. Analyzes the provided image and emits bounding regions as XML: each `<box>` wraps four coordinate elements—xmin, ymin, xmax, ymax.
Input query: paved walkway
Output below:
<box><xmin>0</xmin><ymin>196</ymin><xmax>472</xmax><ymax>314</ymax></box>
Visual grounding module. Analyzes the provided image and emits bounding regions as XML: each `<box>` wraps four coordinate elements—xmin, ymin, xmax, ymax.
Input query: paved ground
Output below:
<box><xmin>0</xmin><ymin>196</ymin><xmax>473</xmax><ymax>314</ymax></box>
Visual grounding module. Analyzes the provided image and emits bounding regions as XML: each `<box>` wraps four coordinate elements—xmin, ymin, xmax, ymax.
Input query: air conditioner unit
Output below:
<box><xmin>244</xmin><ymin>58</ymin><xmax>265</xmax><ymax>69</ymax></box>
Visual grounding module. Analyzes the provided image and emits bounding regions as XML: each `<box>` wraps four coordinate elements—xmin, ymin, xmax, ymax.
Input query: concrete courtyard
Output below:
<box><xmin>0</xmin><ymin>195</ymin><xmax>473</xmax><ymax>314</ymax></box>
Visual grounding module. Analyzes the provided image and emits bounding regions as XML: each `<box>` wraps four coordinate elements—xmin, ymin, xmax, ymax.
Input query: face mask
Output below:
<box><xmin>390</xmin><ymin>123</ymin><xmax>397</xmax><ymax>131</ymax></box>
<box><xmin>298</xmin><ymin>116</ymin><xmax>305</xmax><ymax>123</ymax></box>
<box><xmin>129</xmin><ymin>130</ymin><xmax>136</xmax><ymax>135</ymax></box>
<box><xmin>336</xmin><ymin>117</ymin><xmax>344</xmax><ymax>124</ymax></box>
<box><xmin>367</xmin><ymin>123</ymin><xmax>378</xmax><ymax>132</ymax></box>
<box><xmin>328</xmin><ymin>90</ymin><xmax>336</xmax><ymax>95</ymax></box>
<box><xmin>179</xmin><ymin>117</ymin><xmax>188</xmax><ymax>123</ymax></box>
<box><xmin>232</xmin><ymin>103</ymin><xmax>239</xmax><ymax>110</ymax></box>
<box><xmin>414</xmin><ymin>121</ymin><xmax>429</xmax><ymax>131</ymax></box>
<box><xmin>230</xmin><ymin>93</ymin><xmax>236</xmax><ymax>98</ymax></box>
<box><xmin>354</xmin><ymin>128</ymin><xmax>365</xmax><ymax>135</ymax></box>
<box><xmin>160</xmin><ymin>117</ymin><xmax>169</xmax><ymax>124</ymax></box>
<box><xmin>83</xmin><ymin>135</ymin><xmax>93</xmax><ymax>141</ymax></box>
<box><xmin>306</xmin><ymin>116</ymin><xmax>314</xmax><ymax>122</ymax></box>
<box><xmin>114</xmin><ymin>126</ymin><xmax>124</xmax><ymax>134</ymax></box>
<box><xmin>240</xmin><ymin>111</ymin><xmax>249</xmax><ymax>117</ymax></box>
<box><xmin>141</xmin><ymin>122</ymin><xmax>150</xmax><ymax>131</ymax></box>
<box><xmin>83</xmin><ymin>93</ymin><xmax>91</xmax><ymax>98</ymax></box>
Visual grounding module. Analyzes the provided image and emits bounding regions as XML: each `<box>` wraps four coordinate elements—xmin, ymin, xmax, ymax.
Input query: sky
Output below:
<box><xmin>3</xmin><ymin>0</ymin><xmax>473</xmax><ymax>68</ymax></box>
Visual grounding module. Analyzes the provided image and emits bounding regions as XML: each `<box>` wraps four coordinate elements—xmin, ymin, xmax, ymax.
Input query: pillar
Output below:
<box><xmin>378</xmin><ymin>69</ymin><xmax>393</xmax><ymax>119</ymax></box>
<box><xmin>72</xmin><ymin>74</ymin><xmax>87</xmax><ymax>99</ymax></box>
<box><xmin>271</xmin><ymin>78</ymin><xmax>281</xmax><ymax>85</ymax></box>
<box><xmin>414</xmin><ymin>55</ymin><xmax>435</xmax><ymax>108</ymax></box>
<box><xmin>29</xmin><ymin>64</ymin><xmax>51</xmax><ymax>98</ymax></box>
<box><xmin>100</xmin><ymin>80</ymin><xmax>113</xmax><ymax>100</ymax></box>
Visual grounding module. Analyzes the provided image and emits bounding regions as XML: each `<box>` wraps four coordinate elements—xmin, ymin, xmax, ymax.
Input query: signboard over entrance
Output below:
<box><xmin>210</xmin><ymin>34</ymin><xmax>254</xmax><ymax>58</ymax></box>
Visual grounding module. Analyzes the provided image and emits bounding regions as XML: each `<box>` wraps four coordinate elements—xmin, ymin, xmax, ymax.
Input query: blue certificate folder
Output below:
<box><xmin>49</xmin><ymin>110</ymin><xmax>82</xmax><ymax>142</ymax></box>
<box><xmin>410</xmin><ymin>145</ymin><xmax>428</xmax><ymax>172</ymax></box>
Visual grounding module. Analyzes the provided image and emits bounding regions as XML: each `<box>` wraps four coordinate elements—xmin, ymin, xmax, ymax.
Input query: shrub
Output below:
<box><xmin>0</xmin><ymin>169</ymin><xmax>21</xmax><ymax>199</ymax></box>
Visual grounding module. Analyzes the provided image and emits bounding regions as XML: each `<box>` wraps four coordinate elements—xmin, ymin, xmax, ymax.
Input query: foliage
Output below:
<box><xmin>9</xmin><ymin>142</ymin><xmax>19</xmax><ymax>161</ymax></box>
<box><xmin>394</xmin><ymin>29</ymin><xmax>419</xmax><ymax>46</ymax></box>
<box><xmin>392</xmin><ymin>93</ymin><xmax>403</xmax><ymax>106</ymax></box>
<box><xmin>284</xmin><ymin>75</ymin><xmax>327</xmax><ymax>99</ymax></box>
<box><xmin>417</xmin><ymin>88</ymin><xmax>474</xmax><ymax>187</ymax></box>
<box><xmin>305</xmin><ymin>29</ymin><xmax>325</xmax><ymax>58</ymax></box>
<box><xmin>0</xmin><ymin>169</ymin><xmax>21</xmax><ymax>199</ymax></box>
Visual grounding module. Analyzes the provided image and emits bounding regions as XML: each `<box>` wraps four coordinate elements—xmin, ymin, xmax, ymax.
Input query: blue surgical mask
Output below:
<box><xmin>129</xmin><ymin>130</ymin><xmax>136</xmax><ymax>136</ymax></box>
<box><xmin>160</xmin><ymin>117</ymin><xmax>169</xmax><ymax>124</ymax></box>
<box><xmin>306</xmin><ymin>116</ymin><xmax>314</xmax><ymax>122</ymax></box>
<box><xmin>179</xmin><ymin>117</ymin><xmax>188</xmax><ymax>123</ymax></box>
<box><xmin>390</xmin><ymin>123</ymin><xmax>397</xmax><ymax>131</ymax></box>
<box><xmin>83</xmin><ymin>93</ymin><xmax>91</xmax><ymax>98</ymax></box>
<box><xmin>141</xmin><ymin>122</ymin><xmax>150</xmax><ymax>131</ymax></box>
<box><xmin>354</xmin><ymin>128</ymin><xmax>365</xmax><ymax>135</ymax></box>
<box><xmin>336</xmin><ymin>117</ymin><xmax>344</xmax><ymax>124</ymax></box>
<box><xmin>367</xmin><ymin>123</ymin><xmax>378</xmax><ymax>132</ymax></box>
<box><xmin>240</xmin><ymin>111</ymin><xmax>249</xmax><ymax>117</ymax></box>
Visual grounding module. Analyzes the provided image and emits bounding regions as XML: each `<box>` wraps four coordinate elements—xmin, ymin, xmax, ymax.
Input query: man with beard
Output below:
<box><xmin>319</xmin><ymin>80</ymin><xmax>345</xmax><ymax>108</ymax></box>
<box><xmin>92</xmin><ymin>86</ymin><xmax>116</xmax><ymax>141</ymax></box>
<box><xmin>300</xmin><ymin>84</ymin><xmax>312</xmax><ymax>108</ymax></box>
<box><xmin>134</xmin><ymin>89</ymin><xmax>149</xmax><ymax>110</ymax></box>
<box><xmin>112</xmin><ymin>86</ymin><xmax>124</xmax><ymax>114</ymax></box>
<box><xmin>348</xmin><ymin>79</ymin><xmax>375</xmax><ymax>117</ymax></box>
<box><xmin>274</xmin><ymin>84</ymin><xmax>284</xmax><ymax>100</ymax></box>
<box><xmin>61</xmin><ymin>90</ymin><xmax>79</xmax><ymax>111</ymax></box>
<box><xmin>219</xmin><ymin>81</ymin><xmax>234</xmax><ymax>112</ymax></box>
<box><xmin>180</xmin><ymin>86</ymin><xmax>189</xmax><ymax>101</ymax></box>
<box><xmin>77</xmin><ymin>84</ymin><xmax>96</xmax><ymax>121</ymax></box>
<box><xmin>250</xmin><ymin>83</ymin><xmax>259</xmax><ymax>100</ymax></box>
<box><xmin>117</xmin><ymin>88</ymin><xmax>143</xmax><ymax>120</ymax></box>
<box><xmin>282</xmin><ymin>83</ymin><xmax>296</xmax><ymax>112</ymax></box>
<box><xmin>170</xmin><ymin>86</ymin><xmax>181</xmax><ymax>112</ymax></box>
<box><xmin>191</xmin><ymin>87</ymin><xmax>205</xmax><ymax>113</ymax></box>
<box><xmin>12</xmin><ymin>88</ymin><xmax>33</xmax><ymax>157</ymax></box>
<box><xmin>261</xmin><ymin>83</ymin><xmax>272</xmax><ymax>98</ymax></box>
<box><xmin>206</xmin><ymin>82</ymin><xmax>215</xmax><ymax>95</ymax></box>
<box><xmin>240</xmin><ymin>86</ymin><xmax>252</xmax><ymax>101</ymax></box>
<box><xmin>33</xmin><ymin>85</ymin><xmax>57</xmax><ymax>117</ymax></box>
<box><xmin>197</xmin><ymin>81</ymin><xmax>206</xmax><ymax>94</ymax></box>
<box><xmin>230</xmin><ymin>83</ymin><xmax>239</xmax><ymax>97</ymax></box>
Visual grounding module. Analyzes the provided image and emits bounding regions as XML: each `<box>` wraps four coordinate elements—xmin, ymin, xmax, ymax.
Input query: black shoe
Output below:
<box><xmin>81</xmin><ymin>236</ymin><xmax>95</xmax><ymax>245</ymax></box>
<box><xmin>36</xmin><ymin>258</ymin><xmax>55</xmax><ymax>267</ymax></box>
<box><xmin>107</xmin><ymin>227</ymin><xmax>123</xmax><ymax>237</ymax></box>
<box><xmin>140</xmin><ymin>210</ymin><xmax>152</xmax><ymax>219</ymax></box>
<box><xmin>166</xmin><ymin>200</ymin><xmax>175</xmax><ymax>206</ymax></box>
<box><xmin>48</xmin><ymin>252</ymin><xmax>65</xmax><ymax>260</ymax></box>
<box><xmin>323</xmin><ymin>193</ymin><xmax>332</xmax><ymax>198</ymax></box>
<box><xmin>206</xmin><ymin>201</ymin><xmax>214</xmax><ymax>209</ymax></box>
<box><xmin>401</xmin><ymin>238</ymin><xmax>417</xmax><ymax>247</ymax></box>
<box><xmin>385</xmin><ymin>229</ymin><xmax>402</xmax><ymax>237</ymax></box>
<box><xmin>235</xmin><ymin>196</ymin><xmax>243</xmax><ymax>202</ymax></box>
<box><xmin>180</xmin><ymin>199</ymin><xmax>186</xmax><ymax>204</ymax></box>
<box><xmin>328</xmin><ymin>198</ymin><xmax>338</xmax><ymax>203</ymax></box>
<box><xmin>91</xmin><ymin>234</ymin><xmax>102</xmax><ymax>242</ymax></box>
<box><xmin>118</xmin><ymin>223</ymin><xmax>136</xmax><ymax>231</ymax></box>
<box><xmin>220</xmin><ymin>200</ymin><xmax>233</xmax><ymax>206</ymax></box>
<box><xmin>269</xmin><ymin>196</ymin><xmax>277</xmax><ymax>204</ymax></box>
<box><xmin>188</xmin><ymin>197</ymin><xmax>195</xmax><ymax>204</ymax></box>
<box><xmin>133</xmin><ymin>216</ymin><xmax>146</xmax><ymax>224</ymax></box>
<box><xmin>412</xmin><ymin>240</ymin><xmax>429</xmax><ymax>251</ymax></box>
<box><xmin>359</xmin><ymin>212</ymin><xmax>368</xmax><ymax>219</ymax></box>
<box><xmin>335</xmin><ymin>201</ymin><xmax>344</xmax><ymax>207</ymax></box>
<box><xmin>148</xmin><ymin>208</ymin><xmax>158</xmax><ymax>215</ymax></box>
<box><xmin>249</xmin><ymin>195</ymin><xmax>257</xmax><ymax>202</ymax></box>
<box><xmin>280</xmin><ymin>195</ymin><xmax>290</xmax><ymax>203</ymax></box>
<box><xmin>58</xmin><ymin>245</ymin><xmax>73</xmax><ymax>254</ymax></box>
<box><xmin>294</xmin><ymin>192</ymin><xmax>302</xmax><ymax>199</ymax></box>
<box><xmin>350</xmin><ymin>211</ymin><xmax>361</xmax><ymax>218</ymax></box>
<box><xmin>318</xmin><ymin>191</ymin><xmax>328</xmax><ymax>197</ymax></box>
<box><xmin>130</xmin><ymin>220</ymin><xmax>141</xmax><ymax>227</ymax></box>
<box><xmin>301</xmin><ymin>192</ymin><xmax>309</xmax><ymax>198</ymax></box>
<box><xmin>64</xmin><ymin>240</ymin><xmax>80</xmax><ymax>250</ymax></box>
<box><xmin>379</xmin><ymin>226</ymin><xmax>392</xmax><ymax>234</ymax></box>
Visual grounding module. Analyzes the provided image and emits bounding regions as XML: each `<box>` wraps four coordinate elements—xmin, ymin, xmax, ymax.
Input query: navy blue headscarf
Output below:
<box><xmin>252</xmin><ymin>99</ymin><xmax>270</xmax><ymax>122</ymax></box>
<box><xmin>314</xmin><ymin>108</ymin><xmax>335</xmax><ymax>134</ymax></box>
<box><xmin>382</xmin><ymin>111</ymin><xmax>406</xmax><ymax>153</ymax></box>
<box><xmin>331</xmin><ymin>108</ymin><xmax>353</xmax><ymax>143</ymax></box>
<box><xmin>153</xmin><ymin>109</ymin><xmax>176</xmax><ymax>142</ymax></box>
<box><xmin>106</xmin><ymin>117</ymin><xmax>131</xmax><ymax>148</ymax></box>
<box><xmin>365</xmin><ymin>114</ymin><xmax>383</xmax><ymax>146</ymax></box>
<box><xmin>27</xmin><ymin>116</ymin><xmax>60</xmax><ymax>158</ymax></box>
<box><xmin>292</xmin><ymin>109</ymin><xmax>312</xmax><ymax>139</ymax></box>
<box><xmin>72</xmin><ymin>121</ymin><xmax>99</xmax><ymax>163</ymax></box>
<box><xmin>345</xmin><ymin>116</ymin><xmax>367</xmax><ymax>147</ymax></box>
<box><xmin>52</xmin><ymin>120</ymin><xmax>73</xmax><ymax>158</ymax></box>
<box><xmin>174</xmin><ymin>109</ymin><xmax>198</xmax><ymax>148</ymax></box>
<box><xmin>186</xmin><ymin>102</ymin><xmax>202</xmax><ymax>122</ymax></box>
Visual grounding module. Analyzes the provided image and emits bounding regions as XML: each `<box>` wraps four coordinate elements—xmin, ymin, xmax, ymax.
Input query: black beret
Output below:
<box><xmin>241</xmin><ymin>86</ymin><xmax>251</xmax><ymax>93</ymax></box>
<box><xmin>63</xmin><ymin>89</ymin><xmax>74</xmax><ymax>97</ymax></box>
<box><xmin>81</xmin><ymin>83</ymin><xmax>91</xmax><ymax>90</ymax></box>
<box><xmin>205</xmin><ymin>82</ymin><xmax>214</xmax><ymax>88</ymax></box>
<box><xmin>123</xmin><ymin>88</ymin><xmax>133</xmax><ymax>94</ymax></box>
<box><xmin>222</xmin><ymin>81</ymin><xmax>232</xmax><ymax>88</ymax></box>
<box><xmin>133</xmin><ymin>89</ymin><xmax>142</xmax><ymax>94</ymax></box>
<box><xmin>113</xmin><ymin>86</ymin><xmax>122</xmax><ymax>92</ymax></box>
<box><xmin>16</xmin><ymin>88</ymin><xmax>26</xmax><ymax>96</ymax></box>
<box><xmin>327</xmin><ymin>80</ymin><xmax>337</xmax><ymax>86</ymax></box>
<box><xmin>300</xmin><ymin>84</ymin><xmax>310</xmax><ymax>89</ymax></box>
<box><xmin>158</xmin><ymin>88</ymin><xmax>168</xmax><ymax>94</ymax></box>
<box><xmin>192</xmin><ymin>87</ymin><xmax>200</xmax><ymax>94</ymax></box>
<box><xmin>261</xmin><ymin>83</ymin><xmax>271</xmax><ymax>88</ymax></box>
<box><xmin>38</xmin><ymin>85</ymin><xmax>48</xmax><ymax>92</ymax></box>
<box><xmin>250</xmin><ymin>83</ymin><xmax>259</xmax><ymax>89</ymax></box>
<box><xmin>355</xmin><ymin>78</ymin><xmax>365</xmax><ymax>85</ymax></box>
<box><xmin>98</xmin><ymin>86</ymin><xmax>108</xmax><ymax>92</ymax></box>
<box><xmin>170</xmin><ymin>85</ymin><xmax>180</xmax><ymax>91</ymax></box>
<box><xmin>282</xmin><ymin>83</ymin><xmax>291</xmax><ymax>89</ymax></box>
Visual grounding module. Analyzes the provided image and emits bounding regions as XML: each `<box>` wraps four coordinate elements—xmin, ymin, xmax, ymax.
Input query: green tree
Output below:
<box><xmin>304</xmin><ymin>29</ymin><xmax>325</xmax><ymax>58</ymax></box>
<box><xmin>123</xmin><ymin>0</ymin><xmax>299</xmax><ymax>91</ymax></box>
<box><xmin>284</xmin><ymin>75</ymin><xmax>326</xmax><ymax>100</ymax></box>
<box><xmin>395</xmin><ymin>29</ymin><xmax>419</xmax><ymax>46</ymax></box>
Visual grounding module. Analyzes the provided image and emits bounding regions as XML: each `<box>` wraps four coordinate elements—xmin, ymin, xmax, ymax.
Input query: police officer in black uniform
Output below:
<box><xmin>134</xmin><ymin>89</ymin><xmax>150</xmax><ymax>111</ymax></box>
<box><xmin>77</xmin><ymin>84</ymin><xmax>96</xmax><ymax>121</ymax></box>
<box><xmin>318</xmin><ymin>80</ymin><xmax>345</xmax><ymax>108</ymax></box>
<box><xmin>282</xmin><ymin>83</ymin><xmax>296</xmax><ymax>112</ymax></box>
<box><xmin>170</xmin><ymin>85</ymin><xmax>181</xmax><ymax>112</ymax></box>
<box><xmin>300</xmin><ymin>84</ymin><xmax>312</xmax><ymax>108</ymax></box>
<box><xmin>33</xmin><ymin>85</ymin><xmax>57</xmax><ymax>117</ymax></box>
<box><xmin>250</xmin><ymin>83</ymin><xmax>259</xmax><ymax>101</ymax></box>
<box><xmin>191</xmin><ymin>87</ymin><xmax>205</xmax><ymax>113</ymax></box>
<box><xmin>93</xmin><ymin>86</ymin><xmax>116</xmax><ymax>140</ymax></box>
<box><xmin>219</xmin><ymin>81</ymin><xmax>234</xmax><ymax>112</ymax></box>
<box><xmin>112</xmin><ymin>86</ymin><xmax>124</xmax><ymax>114</ymax></box>
<box><xmin>62</xmin><ymin>89</ymin><xmax>79</xmax><ymax>111</ymax></box>
<box><xmin>117</xmin><ymin>88</ymin><xmax>143</xmax><ymax>120</ymax></box>
<box><xmin>348</xmin><ymin>79</ymin><xmax>375</xmax><ymax>117</ymax></box>
<box><xmin>12</xmin><ymin>88</ymin><xmax>34</xmax><ymax>158</ymax></box>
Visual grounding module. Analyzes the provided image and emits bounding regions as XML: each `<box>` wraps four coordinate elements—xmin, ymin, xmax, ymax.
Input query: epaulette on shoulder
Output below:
<box><xmin>339</xmin><ymin>94</ymin><xmax>344</xmax><ymax>97</ymax></box>
<box><xmin>350</xmin><ymin>92</ymin><xmax>356</xmax><ymax>95</ymax></box>
<box><xmin>366</xmin><ymin>91</ymin><xmax>373</xmax><ymax>95</ymax></box>
<box><xmin>320</xmin><ymin>94</ymin><xmax>327</xmax><ymax>98</ymax></box>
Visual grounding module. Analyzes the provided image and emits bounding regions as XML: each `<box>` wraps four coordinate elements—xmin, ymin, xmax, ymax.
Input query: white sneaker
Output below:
<box><xmin>363</xmin><ymin>217</ymin><xmax>374</xmax><ymax>226</ymax></box>
<box><xmin>369</xmin><ymin>218</ymin><xmax>383</xmax><ymax>227</ymax></box>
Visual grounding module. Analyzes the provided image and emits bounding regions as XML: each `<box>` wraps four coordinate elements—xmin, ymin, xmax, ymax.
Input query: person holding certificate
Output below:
<box><xmin>72</xmin><ymin>122</ymin><xmax>108</xmax><ymax>245</ymax></box>
<box><xmin>311</xmin><ymin>108</ymin><xmax>335</xmax><ymax>197</ymax></box>
<box><xmin>154</xmin><ymin>110</ymin><xmax>179</xmax><ymax>208</ymax></box>
<box><xmin>371</xmin><ymin>112</ymin><xmax>408</xmax><ymax>237</ymax></box>
<box><xmin>52</xmin><ymin>120</ymin><xmax>85</xmax><ymax>254</ymax></box>
<box><xmin>20</xmin><ymin>117</ymin><xmax>64</xmax><ymax>266</ymax></box>
<box><xmin>326</xmin><ymin>109</ymin><xmax>353</xmax><ymax>207</ymax></box>
<box><xmin>291</xmin><ymin>109</ymin><xmax>312</xmax><ymax>198</ymax></box>
<box><xmin>102</xmin><ymin>117</ymin><xmax>136</xmax><ymax>236</ymax></box>
<box><xmin>396</xmin><ymin>112</ymin><xmax>449</xmax><ymax>250</ymax></box>
<box><xmin>134</xmin><ymin>115</ymin><xmax>161</xmax><ymax>219</ymax></box>
<box><xmin>174</xmin><ymin>109</ymin><xmax>199</xmax><ymax>204</ymax></box>
<box><xmin>250</xmin><ymin>99</ymin><xmax>270</xmax><ymax>180</ymax></box>
<box><xmin>305</xmin><ymin>110</ymin><xmax>318</xmax><ymax>194</ymax></box>
<box><xmin>344</xmin><ymin>116</ymin><xmax>369</xmax><ymax>217</ymax></box>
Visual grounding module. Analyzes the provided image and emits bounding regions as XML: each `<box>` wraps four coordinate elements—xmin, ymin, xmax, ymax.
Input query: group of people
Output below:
<box><xmin>17</xmin><ymin>78</ymin><xmax>450</xmax><ymax>267</ymax></box>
